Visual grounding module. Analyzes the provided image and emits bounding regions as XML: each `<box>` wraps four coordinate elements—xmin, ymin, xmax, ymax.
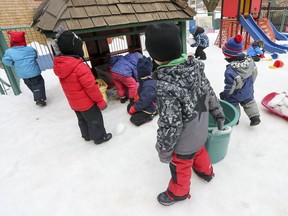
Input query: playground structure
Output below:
<box><xmin>214</xmin><ymin>0</ymin><xmax>288</xmax><ymax>53</ymax></box>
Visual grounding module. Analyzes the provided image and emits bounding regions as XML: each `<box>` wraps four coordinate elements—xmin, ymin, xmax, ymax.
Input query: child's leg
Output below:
<box><xmin>198</xmin><ymin>47</ymin><xmax>207</xmax><ymax>60</ymax></box>
<box><xmin>192</xmin><ymin>146</ymin><xmax>214</xmax><ymax>181</ymax></box>
<box><xmin>75</xmin><ymin>111</ymin><xmax>90</xmax><ymax>140</ymax></box>
<box><xmin>121</xmin><ymin>76</ymin><xmax>138</xmax><ymax>99</ymax></box>
<box><xmin>166</xmin><ymin>153</ymin><xmax>195</xmax><ymax>200</ymax></box>
<box><xmin>80</xmin><ymin>105</ymin><xmax>107</xmax><ymax>141</ymax></box>
<box><xmin>110</xmin><ymin>72</ymin><xmax>126</xmax><ymax>97</ymax></box>
<box><xmin>24</xmin><ymin>75</ymin><xmax>46</xmax><ymax>101</ymax></box>
<box><xmin>241</xmin><ymin>99</ymin><xmax>260</xmax><ymax>118</ymax></box>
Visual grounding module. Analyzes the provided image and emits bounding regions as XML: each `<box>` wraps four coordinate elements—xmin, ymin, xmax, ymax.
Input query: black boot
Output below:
<box><xmin>250</xmin><ymin>116</ymin><xmax>261</xmax><ymax>126</ymax></box>
<box><xmin>94</xmin><ymin>133</ymin><xmax>112</xmax><ymax>144</ymax></box>
<box><xmin>120</xmin><ymin>96</ymin><xmax>128</xmax><ymax>103</ymax></box>
<box><xmin>36</xmin><ymin>99</ymin><xmax>46</xmax><ymax>107</ymax></box>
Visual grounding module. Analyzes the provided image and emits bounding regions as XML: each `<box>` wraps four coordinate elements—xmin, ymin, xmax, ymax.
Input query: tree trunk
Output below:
<box><xmin>203</xmin><ymin>0</ymin><xmax>221</xmax><ymax>13</ymax></box>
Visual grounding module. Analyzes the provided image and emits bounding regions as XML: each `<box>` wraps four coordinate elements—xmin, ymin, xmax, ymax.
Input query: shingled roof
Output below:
<box><xmin>33</xmin><ymin>0</ymin><xmax>196</xmax><ymax>33</ymax></box>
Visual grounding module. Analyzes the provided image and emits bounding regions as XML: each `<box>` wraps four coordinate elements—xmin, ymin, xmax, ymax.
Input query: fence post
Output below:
<box><xmin>0</xmin><ymin>28</ymin><xmax>21</xmax><ymax>95</ymax></box>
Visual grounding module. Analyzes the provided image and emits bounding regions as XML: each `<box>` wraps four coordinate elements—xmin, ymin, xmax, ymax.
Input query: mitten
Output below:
<box><xmin>128</xmin><ymin>105</ymin><xmax>137</xmax><ymax>115</ymax></box>
<box><xmin>159</xmin><ymin>154</ymin><xmax>172</xmax><ymax>163</ymax></box>
<box><xmin>216</xmin><ymin>117</ymin><xmax>225</xmax><ymax>130</ymax></box>
<box><xmin>127</xmin><ymin>102</ymin><xmax>134</xmax><ymax>113</ymax></box>
<box><xmin>97</xmin><ymin>100</ymin><xmax>107</xmax><ymax>110</ymax></box>
<box><xmin>219</xmin><ymin>92</ymin><xmax>226</xmax><ymax>100</ymax></box>
<box><xmin>259</xmin><ymin>54</ymin><xmax>265</xmax><ymax>58</ymax></box>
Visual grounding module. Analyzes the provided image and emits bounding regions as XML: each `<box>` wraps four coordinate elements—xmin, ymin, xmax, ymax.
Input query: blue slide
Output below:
<box><xmin>239</xmin><ymin>15</ymin><xmax>287</xmax><ymax>54</ymax></box>
<box><xmin>268</xmin><ymin>19</ymin><xmax>288</xmax><ymax>41</ymax></box>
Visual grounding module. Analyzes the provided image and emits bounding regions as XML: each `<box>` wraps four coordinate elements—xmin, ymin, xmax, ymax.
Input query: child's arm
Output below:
<box><xmin>78</xmin><ymin>64</ymin><xmax>107</xmax><ymax>110</ymax></box>
<box><xmin>2</xmin><ymin>50</ymin><xmax>14</xmax><ymax>67</ymax></box>
<box><xmin>156</xmin><ymin>86</ymin><xmax>183</xmax><ymax>163</ymax></box>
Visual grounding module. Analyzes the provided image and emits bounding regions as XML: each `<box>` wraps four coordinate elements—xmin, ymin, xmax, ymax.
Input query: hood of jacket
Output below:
<box><xmin>229</xmin><ymin>55</ymin><xmax>256</xmax><ymax>79</ymax></box>
<box><xmin>153</xmin><ymin>54</ymin><xmax>201</xmax><ymax>92</ymax></box>
<box><xmin>53</xmin><ymin>56</ymin><xmax>84</xmax><ymax>78</ymax></box>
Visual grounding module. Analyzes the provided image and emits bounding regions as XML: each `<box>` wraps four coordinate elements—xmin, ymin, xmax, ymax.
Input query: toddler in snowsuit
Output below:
<box><xmin>53</xmin><ymin>29</ymin><xmax>112</xmax><ymax>144</ymax></box>
<box><xmin>246</xmin><ymin>40</ymin><xmax>265</xmax><ymax>62</ymax></box>
<box><xmin>220</xmin><ymin>35</ymin><xmax>261</xmax><ymax>126</ymax></box>
<box><xmin>145</xmin><ymin>22</ymin><xmax>225</xmax><ymax>206</ymax></box>
<box><xmin>188</xmin><ymin>25</ymin><xmax>209</xmax><ymax>60</ymax></box>
<box><xmin>127</xmin><ymin>56</ymin><xmax>157</xmax><ymax>126</ymax></box>
<box><xmin>2</xmin><ymin>31</ymin><xmax>47</xmax><ymax>106</ymax></box>
<box><xmin>110</xmin><ymin>52</ymin><xmax>142</xmax><ymax>104</ymax></box>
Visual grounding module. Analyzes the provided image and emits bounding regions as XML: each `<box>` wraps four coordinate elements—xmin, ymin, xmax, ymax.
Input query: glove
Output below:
<box><xmin>127</xmin><ymin>102</ymin><xmax>134</xmax><ymax>113</ymax></box>
<box><xmin>159</xmin><ymin>154</ymin><xmax>172</xmax><ymax>163</ymax></box>
<box><xmin>216</xmin><ymin>117</ymin><xmax>225</xmax><ymax>130</ymax></box>
<box><xmin>259</xmin><ymin>54</ymin><xmax>265</xmax><ymax>58</ymax></box>
<box><xmin>219</xmin><ymin>92</ymin><xmax>226</xmax><ymax>100</ymax></box>
<box><xmin>128</xmin><ymin>105</ymin><xmax>137</xmax><ymax>115</ymax></box>
<box><xmin>97</xmin><ymin>100</ymin><xmax>107</xmax><ymax>110</ymax></box>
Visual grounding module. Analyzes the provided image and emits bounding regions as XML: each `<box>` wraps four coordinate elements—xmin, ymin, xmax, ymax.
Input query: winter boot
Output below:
<box><xmin>120</xmin><ymin>96</ymin><xmax>128</xmax><ymax>103</ymax></box>
<box><xmin>193</xmin><ymin>168</ymin><xmax>215</xmax><ymax>182</ymax></box>
<box><xmin>157</xmin><ymin>191</ymin><xmax>176</xmax><ymax>206</ymax></box>
<box><xmin>36</xmin><ymin>99</ymin><xmax>46</xmax><ymax>107</ymax></box>
<box><xmin>94</xmin><ymin>133</ymin><xmax>112</xmax><ymax>144</ymax></box>
<box><xmin>250</xmin><ymin>116</ymin><xmax>261</xmax><ymax>126</ymax></box>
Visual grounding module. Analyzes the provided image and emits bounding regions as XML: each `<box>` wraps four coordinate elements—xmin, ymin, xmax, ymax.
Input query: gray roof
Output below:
<box><xmin>33</xmin><ymin>0</ymin><xmax>196</xmax><ymax>32</ymax></box>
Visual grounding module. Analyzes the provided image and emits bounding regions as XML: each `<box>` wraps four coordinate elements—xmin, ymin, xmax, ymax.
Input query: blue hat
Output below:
<box><xmin>189</xmin><ymin>25</ymin><xmax>196</xmax><ymax>34</ymax></box>
<box><xmin>137</xmin><ymin>56</ymin><xmax>153</xmax><ymax>78</ymax></box>
<box><xmin>222</xmin><ymin>35</ymin><xmax>243</xmax><ymax>58</ymax></box>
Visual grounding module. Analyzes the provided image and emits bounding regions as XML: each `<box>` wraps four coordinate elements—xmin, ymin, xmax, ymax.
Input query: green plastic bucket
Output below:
<box><xmin>205</xmin><ymin>100</ymin><xmax>239</xmax><ymax>164</ymax></box>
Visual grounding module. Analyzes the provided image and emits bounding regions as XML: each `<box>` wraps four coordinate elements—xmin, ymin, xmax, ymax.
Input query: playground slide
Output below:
<box><xmin>239</xmin><ymin>15</ymin><xmax>286</xmax><ymax>54</ymax></box>
<box><xmin>247</xmin><ymin>15</ymin><xmax>288</xmax><ymax>52</ymax></box>
<box><xmin>268</xmin><ymin>19</ymin><xmax>288</xmax><ymax>41</ymax></box>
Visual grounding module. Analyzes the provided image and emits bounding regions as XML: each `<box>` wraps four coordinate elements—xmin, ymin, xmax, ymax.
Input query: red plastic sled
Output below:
<box><xmin>261</xmin><ymin>92</ymin><xmax>288</xmax><ymax>120</ymax></box>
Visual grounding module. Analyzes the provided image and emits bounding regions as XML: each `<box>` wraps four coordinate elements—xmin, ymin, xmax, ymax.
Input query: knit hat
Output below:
<box><xmin>145</xmin><ymin>22</ymin><xmax>182</xmax><ymax>62</ymax></box>
<box><xmin>222</xmin><ymin>35</ymin><xmax>243</xmax><ymax>58</ymax></box>
<box><xmin>137</xmin><ymin>56</ymin><xmax>153</xmax><ymax>78</ymax></box>
<box><xmin>56</xmin><ymin>30</ymin><xmax>84</xmax><ymax>57</ymax></box>
<box><xmin>8</xmin><ymin>31</ymin><xmax>26</xmax><ymax>47</ymax></box>
<box><xmin>189</xmin><ymin>25</ymin><xmax>197</xmax><ymax>35</ymax></box>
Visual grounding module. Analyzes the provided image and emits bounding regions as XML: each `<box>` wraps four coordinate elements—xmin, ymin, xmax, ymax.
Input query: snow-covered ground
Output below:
<box><xmin>0</xmin><ymin>32</ymin><xmax>288</xmax><ymax>216</ymax></box>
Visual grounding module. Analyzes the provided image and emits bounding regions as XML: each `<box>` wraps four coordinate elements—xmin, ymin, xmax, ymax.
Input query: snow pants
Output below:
<box><xmin>167</xmin><ymin>146</ymin><xmax>213</xmax><ymax>200</ymax></box>
<box><xmin>110</xmin><ymin>72</ymin><xmax>138</xmax><ymax>99</ymax></box>
<box><xmin>23</xmin><ymin>74</ymin><xmax>46</xmax><ymax>101</ymax></box>
<box><xmin>195</xmin><ymin>46</ymin><xmax>207</xmax><ymax>60</ymax></box>
<box><xmin>75</xmin><ymin>105</ymin><xmax>106</xmax><ymax>141</ymax></box>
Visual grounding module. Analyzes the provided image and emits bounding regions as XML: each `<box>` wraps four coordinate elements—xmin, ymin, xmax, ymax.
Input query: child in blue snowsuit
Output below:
<box><xmin>246</xmin><ymin>40</ymin><xmax>265</xmax><ymax>62</ymax></box>
<box><xmin>127</xmin><ymin>56</ymin><xmax>157</xmax><ymax>126</ymax></box>
<box><xmin>2</xmin><ymin>31</ymin><xmax>46</xmax><ymax>106</ymax></box>
<box><xmin>110</xmin><ymin>52</ymin><xmax>142</xmax><ymax>104</ymax></box>
<box><xmin>189</xmin><ymin>26</ymin><xmax>209</xmax><ymax>60</ymax></box>
<box><xmin>220</xmin><ymin>35</ymin><xmax>261</xmax><ymax>126</ymax></box>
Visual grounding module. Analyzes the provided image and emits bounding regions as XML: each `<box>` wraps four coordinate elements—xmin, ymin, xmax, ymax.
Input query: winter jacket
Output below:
<box><xmin>134</xmin><ymin>76</ymin><xmax>157</xmax><ymax>114</ymax></box>
<box><xmin>190</xmin><ymin>27</ymin><xmax>209</xmax><ymax>48</ymax></box>
<box><xmin>53</xmin><ymin>56</ymin><xmax>106</xmax><ymax>111</ymax></box>
<box><xmin>222</xmin><ymin>55</ymin><xmax>258</xmax><ymax>105</ymax></box>
<box><xmin>2</xmin><ymin>46</ymin><xmax>41</xmax><ymax>79</ymax></box>
<box><xmin>246</xmin><ymin>42</ymin><xmax>264</xmax><ymax>57</ymax></box>
<box><xmin>153</xmin><ymin>54</ymin><xmax>224</xmax><ymax>160</ymax></box>
<box><xmin>110</xmin><ymin>52</ymin><xmax>142</xmax><ymax>80</ymax></box>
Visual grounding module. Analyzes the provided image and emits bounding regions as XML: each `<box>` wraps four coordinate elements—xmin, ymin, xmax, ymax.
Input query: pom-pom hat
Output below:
<box><xmin>222</xmin><ymin>35</ymin><xmax>243</xmax><ymax>57</ymax></box>
<box><xmin>137</xmin><ymin>56</ymin><xmax>153</xmax><ymax>78</ymax></box>
<box><xmin>8</xmin><ymin>31</ymin><xmax>26</xmax><ymax>47</ymax></box>
<box><xmin>145</xmin><ymin>22</ymin><xmax>182</xmax><ymax>62</ymax></box>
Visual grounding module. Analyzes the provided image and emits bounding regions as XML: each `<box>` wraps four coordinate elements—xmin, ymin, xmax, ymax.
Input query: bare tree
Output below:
<box><xmin>203</xmin><ymin>0</ymin><xmax>221</xmax><ymax>13</ymax></box>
